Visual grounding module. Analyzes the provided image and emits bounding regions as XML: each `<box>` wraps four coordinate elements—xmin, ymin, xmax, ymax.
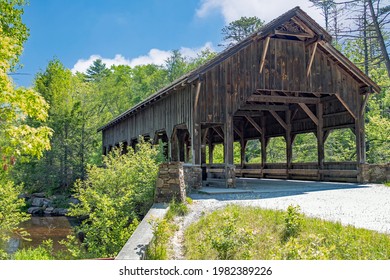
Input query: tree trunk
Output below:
<box><xmin>368</xmin><ymin>0</ymin><xmax>390</xmax><ymax>78</ymax></box>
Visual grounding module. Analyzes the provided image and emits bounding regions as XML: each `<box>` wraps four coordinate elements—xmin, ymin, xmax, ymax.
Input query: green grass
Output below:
<box><xmin>384</xmin><ymin>181</ymin><xmax>390</xmax><ymax>187</ymax></box>
<box><xmin>146</xmin><ymin>198</ymin><xmax>190</xmax><ymax>260</ymax></box>
<box><xmin>184</xmin><ymin>204</ymin><xmax>390</xmax><ymax>260</ymax></box>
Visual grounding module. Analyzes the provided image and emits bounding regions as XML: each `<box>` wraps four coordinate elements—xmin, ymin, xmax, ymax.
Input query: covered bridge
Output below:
<box><xmin>99</xmin><ymin>7</ymin><xmax>380</xmax><ymax>186</ymax></box>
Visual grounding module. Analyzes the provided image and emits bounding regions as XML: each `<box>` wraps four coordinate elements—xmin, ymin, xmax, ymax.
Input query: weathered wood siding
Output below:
<box><xmin>103</xmin><ymin>87</ymin><xmax>193</xmax><ymax>148</ymax></box>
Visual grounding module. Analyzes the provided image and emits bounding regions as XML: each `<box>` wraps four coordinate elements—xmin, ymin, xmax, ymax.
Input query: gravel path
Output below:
<box><xmin>169</xmin><ymin>180</ymin><xmax>390</xmax><ymax>259</ymax></box>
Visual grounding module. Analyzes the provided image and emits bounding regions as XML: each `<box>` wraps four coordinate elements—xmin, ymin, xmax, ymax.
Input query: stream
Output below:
<box><xmin>6</xmin><ymin>216</ymin><xmax>79</xmax><ymax>254</ymax></box>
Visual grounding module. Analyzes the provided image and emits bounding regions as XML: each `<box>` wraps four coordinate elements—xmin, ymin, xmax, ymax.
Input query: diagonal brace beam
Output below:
<box><xmin>259</xmin><ymin>36</ymin><xmax>271</xmax><ymax>74</ymax></box>
<box><xmin>269</xmin><ymin>110</ymin><xmax>287</xmax><ymax>130</ymax></box>
<box><xmin>298</xmin><ymin>103</ymin><xmax>318</xmax><ymax>126</ymax></box>
<box><xmin>245</xmin><ymin>116</ymin><xmax>263</xmax><ymax>135</ymax></box>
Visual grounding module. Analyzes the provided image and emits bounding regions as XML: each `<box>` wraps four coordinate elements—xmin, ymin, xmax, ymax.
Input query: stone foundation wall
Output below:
<box><xmin>360</xmin><ymin>163</ymin><xmax>390</xmax><ymax>183</ymax></box>
<box><xmin>183</xmin><ymin>164</ymin><xmax>202</xmax><ymax>190</ymax></box>
<box><xmin>154</xmin><ymin>162</ymin><xmax>186</xmax><ymax>203</ymax></box>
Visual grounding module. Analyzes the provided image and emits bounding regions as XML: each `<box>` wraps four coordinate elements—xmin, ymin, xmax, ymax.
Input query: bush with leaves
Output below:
<box><xmin>209</xmin><ymin>210</ymin><xmax>254</xmax><ymax>260</ymax></box>
<box><xmin>282</xmin><ymin>205</ymin><xmax>303</xmax><ymax>242</ymax></box>
<box><xmin>64</xmin><ymin>140</ymin><xmax>160</xmax><ymax>258</ymax></box>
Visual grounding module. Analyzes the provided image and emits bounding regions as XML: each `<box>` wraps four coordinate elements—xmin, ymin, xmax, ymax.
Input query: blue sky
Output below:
<box><xmin>14</xmin><ymin>0</ymin><xmax>323</xmax><ymax>87</ymax></box>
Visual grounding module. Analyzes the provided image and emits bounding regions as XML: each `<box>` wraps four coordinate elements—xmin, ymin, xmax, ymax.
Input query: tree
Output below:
<box><xmin>0</xmin><ymin>0</ymin><xmax>51</xmax><ymax>258</ymax></box>
<box><xmin>64</xmin><ymin>141</ymin><xmax>160</xmax><ymax>258</ymax></box>
<box><xmin>220</xmin><ymin>16</ymin><xmax>264</xmax><ymax>48</ymax></box>
<box><xmin>309</xmin><ymin>0</ymin><xmax>336</xmax><ymax>31</ymax></box>
<box><xmin>367</xmin><ymin>0</ymin><xmax>390</xmax><ymax>78</ymax></box>
<box><xmin>165</xmin><ymin>50</ymin><xmax>188</xmax><ymax>82</ymax></box>
<box><xmin>84</xmin><ymin>59</ymin><xmax>110</xmax><ymax>82</ymax></box>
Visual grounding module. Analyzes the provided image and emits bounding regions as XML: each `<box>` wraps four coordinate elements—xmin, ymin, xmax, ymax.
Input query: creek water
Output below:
<box><xmin>7</xmin><ymin>216</ymin><xmax>79</xmax><ymax>254</ymax></box>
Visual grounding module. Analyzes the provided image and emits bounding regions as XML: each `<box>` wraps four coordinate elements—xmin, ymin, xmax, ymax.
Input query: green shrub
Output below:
<box><xmin>13</xmin><ymin>240</ymin><xmax>54</xmax><ymax>260</ymax></box>
<box><xmin>209</xmin><ymin>210</ymin><xmax>254</xmax><ymax>260</ymax></box>
<box><xmin>166</xmin><ymin>198</ymin><xmax>189</xmax><ymax>220</ymax></box>
<box><xmin>146</xmin><ymin>219</ymin><xmax>170</xmax><ymax>260</ymax></box>
<box><xmin>0</xmin><ymin>179</ymin><xmax>30</xmax><ymax>259</ymax></box>
<box><xmin>63</xmin><ymin>140</ymin><xmax>160</xmax><ymax>258</ymax></box>
<box><xmin>282</xmin><ymin>205</ymin><xmax>303</xmax><ymax>242</ymax></box>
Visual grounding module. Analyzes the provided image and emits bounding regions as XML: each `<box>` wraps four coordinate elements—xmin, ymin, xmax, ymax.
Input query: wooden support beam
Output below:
<box><xmin>317</xmin><ymin>102</ymin><xmax>324</xmax><ymax>180</ymax></box>
<box><xmin>286</xmin><ymin>110</ymin><xmax>292</xmax><ymax>178</ymax></box>
<box><xmin>239</xmin><ymin>104</ymin><xmax>289</xmax><ymax>111</ymax></box>
<box><xmin>233</xmin><ymin>125</ymin><xmax>243</xmax><ymax>139</ymax></box>
<box><xmin>269</xmin><ymin>110</ymin><xmax>287</xmax><ymax>130</ymax></box>
<box><xmin>194</xmin><ymin>81</ymin><xmax>202</xmax><ymax>109</ymax></box>
<box><xmin>192</xmin><ymin>81</ymin><xmax>203</xmax><ymax>165</ymax></box>
<box><xmin>298</xmin><ymin>103</ymin><xmax>319</xmax><ymax>126</ymax></box>
<box><xmin>235</xmin><ymin>111</ymin><xmax>264</xmax><ymax>117</ymax></box>
<box><xmin>259</xmin><ymin>36</ymin><xmax>270</xmax><ymax>74</ymax></box>
<box><xmin>212</xmin><ymin>126</ymin><xmax>224</xmax><ymax>140</ymax></box>
<box><xmin>335</xmin><ymin>94</ymin><xmax>357</xmax><ymax>119</ymax></box>
<box><xmin>261</xmin><ymin>117</ymin><xmax>267</xmax><ymax>174</ymax></box>
<box><xmin>306</xmin><ymin>42</ymin><xmax>318</xmax><ymax>77</ymax></box>
<box><xmin>248</xmin><ymin>94</ymin><xmax>320</xmax><ymax>104</ymax></box>
<box><xmin>291</xmin><ymin>108</ymin><xmax>299</xmax><ymax>120</ymax></box>
<box><xmin>360</xmin><ymin>93</ymin><xmax>370</xmax><ymax>117</ymax></box>
<box><xmin>274</xmin><ymin>30</ymin><xmax>313</xmax><ymax>38</ymax></box>
<box><xmin>202</xmin><ymin>127</ymin><xmax>209</xmax><ymax>143</ymax></box>
<box><xmin>208</xmin><ymin>129</ymin><xmax>214</xmax><ymax>164</ymax></box>
<box><xmin>245</xmin><ymin>116</ymin><xmax>263</xmax><ymax>135</ymax></box>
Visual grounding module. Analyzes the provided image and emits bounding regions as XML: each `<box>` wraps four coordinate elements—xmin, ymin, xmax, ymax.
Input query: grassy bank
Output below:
<box><xmin>184</xmin><ymin>204</ymin><xmax>390</xmax><ymax>260</ymax></box>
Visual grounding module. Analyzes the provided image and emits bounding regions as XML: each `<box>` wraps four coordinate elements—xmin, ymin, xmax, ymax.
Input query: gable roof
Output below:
<box><xmin>99</xmin><ymin>6</ymin><xmax>380</xmax><ymax>132</ymax></box>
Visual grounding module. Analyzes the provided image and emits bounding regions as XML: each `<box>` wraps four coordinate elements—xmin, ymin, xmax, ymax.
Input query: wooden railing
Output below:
<box><xmin>205</xmin><ymin>162</ymin><xmax>359</xmax><ymax>183</ymax></box>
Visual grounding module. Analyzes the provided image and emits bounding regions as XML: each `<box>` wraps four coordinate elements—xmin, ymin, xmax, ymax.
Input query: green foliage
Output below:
<box><xmin>13</xmin><ymin>239</ymin><xmax>54</xmax><ymax>260</ymax></box>
<box><xmin>0</xmin><ymin>0</ymin><xmax>29</xmax><ymax>68</ymax></box>
<box><xmin>245</xmin><ymin>140</ymin><xmax>261</xmax><ymax>163</ymax></box>
<box><xmin>267</xmin><ymin>137</ymin><xmax>286</xmax><ymax>163</ymax></box>
<box><xmin>220</xmin><ymin>16</ymin><xmax>264</xmax><ymax>47</ymax></box>
<box><xmin>292</xmin><ymin>133</ymin><xmax>317</xmax><ymax>162</ymax></box>
<box><xmin>325</xmin><ymin>128</ymin><xmax>356</xmax><ymax>162</ymax></box>
<box><xmin>146</xmin><ymin>218</ymin><xmax>170</xmax><ymax>260</ymax></box>
<box><xmin>165</xmin><ymin>198</ymin><xmax>189</xmax><ymax>221</ymax></box>
<box><xmin>64</xmin><ymin>140</ymin><xmax>160</xmax><ymax>258</ymax></box>
<box><xmin>0</xmin><ymin>179</ymin><xmax>30</xmax><ymax>259</ymax></box>
<box><xmin>209</xmin><ymin>210</ymin><xmax>254</xmax><ymax>260</ymax></box>
<box><xmin>84</xmin><ymin>59</ymin><xmax>110</xmax><ymax>82</ymax></box>
<box><xmin>0</xmin><ymin>0</ymin><xmax>52</xmax><ymax>260</ymax></box>
<box><xmin>184</xmin><ymin>205</ymin><xmax>390</xmax><ymax>260</ymax></box>
<box><xmin>281</xmin><ymin>205</ymin><xmax>303</xmax><ymax>242</ymax></box>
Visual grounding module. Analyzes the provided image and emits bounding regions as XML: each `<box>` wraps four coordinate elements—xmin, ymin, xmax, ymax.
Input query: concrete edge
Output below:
<box><xmin>115</xmin><ymin>203</ymin><xmax>169</xmax><ymax>260</ymax></box>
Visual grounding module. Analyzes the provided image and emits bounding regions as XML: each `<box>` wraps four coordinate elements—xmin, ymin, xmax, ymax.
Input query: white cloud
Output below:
<box><xmin>196</xmin><ymin>0</ymin><xmax>324</xmax><ymax>26</ymax></box>
<box><xmin>71</xmin><ymin>54</ymin><xmax>131</xmax><ymax>73</ymax></box>
<box><xmin>72</xmin><ymin>42</ymin><xmax>215</xmax><ymax>73</ymax></box>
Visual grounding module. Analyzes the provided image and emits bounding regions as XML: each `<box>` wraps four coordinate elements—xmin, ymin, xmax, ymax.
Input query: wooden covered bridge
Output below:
<box><xmin>99</xmin><ymin>7</ymin><xmax>380</xmax><ymax>186</ymax></box>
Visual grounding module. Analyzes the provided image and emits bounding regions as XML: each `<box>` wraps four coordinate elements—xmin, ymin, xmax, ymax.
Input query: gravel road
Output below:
<box><xmin>170</xmin><ymin>179</ymin><xmax>390</xmax><ymax>259</ymax></box>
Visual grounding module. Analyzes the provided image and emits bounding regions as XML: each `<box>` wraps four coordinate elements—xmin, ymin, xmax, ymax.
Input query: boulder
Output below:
<box><xmin>31</xmin><ymin>192</ymin><xmax>45</xmax><ymax>198</ymax></box>
<box><xmin>53</xmin><ymin>208</ymin><xmax>68</xmax><ymax>216</ymax></box>
<box><xmin>31</xmin><ymin>197</ymin><xmax>52</xmax><ymax>207</ymax></box>
<box><xmin>27</xmin><ymin>207</ymin><xmax>44</xmax><ymax>215</ymax></box>
<box><xmin>31</xmin><ymin>197</ymin><xmax>45</xmax><ymax>207</ymax></box>
<box><xmin>69</xmin><ymin>196</ymin><xmax>80</xmax><ymax>205</ymax></box>
<box><xmin>44</xmin><ymin>207</ymin><xmax>54</xmax><ymax>215</ymax></box>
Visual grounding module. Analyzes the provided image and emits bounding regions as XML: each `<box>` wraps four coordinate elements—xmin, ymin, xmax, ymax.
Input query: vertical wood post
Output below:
<box><xmin>209</xmin><ymin>143</ymin><xmax>214</xmax><ymax>164</ymax></box>
<box><xmin>224</xmin><ymin>83</ymin><xmax>235</xmax><ymax>188</ymax></box>
<box><xmin>317</xmin><ymin>102</ymin><xmax>324</xmax><ymax>180</ymax></box>
<box><xmin>286</xmin><ymin>110</ymin><xmax>292</xmax><ymax>178</ymax></box>
<box><xmin>240</xmin><ymin>139</ymin><xmax>247</xmax><ymax>168</ymax></box>
<box><xmin>192</xmin><ymin>81</ymin><xmax>202</xmax><ymax>165</ymax></box>
<box><xmin>261</xmin><ymin>116</ymin><xmax>267</xmax><ymax>177</ymax></box>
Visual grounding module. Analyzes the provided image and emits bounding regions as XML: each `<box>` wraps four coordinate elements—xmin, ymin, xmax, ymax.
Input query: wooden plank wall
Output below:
<box><xmin>103</xmin><ymin>87</ymin><xmax>194</xmax><ymax>148</ymax></box>
<box><xmin>103</xmin><ymin>37</ymin><xmax>364</xmax><ymax>154</ymax></box>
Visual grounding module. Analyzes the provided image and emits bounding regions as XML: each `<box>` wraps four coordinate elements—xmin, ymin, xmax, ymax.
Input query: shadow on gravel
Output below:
<box><xmin>189</xmin><ymin>178</ymin><xmax>369</xmax><ymax>201</ymax></box>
